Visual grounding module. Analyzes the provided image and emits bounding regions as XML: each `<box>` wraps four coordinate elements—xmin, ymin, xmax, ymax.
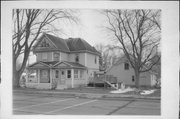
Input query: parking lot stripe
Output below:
<box><xmin>43</xmin><ymin>99</ymin><xmax>98</xmax><ymax>114</ymax></box>
<box><xmin>14</xmin><ymin>98</ymin><xmax>75</xmax><ymax>110</ymax></box>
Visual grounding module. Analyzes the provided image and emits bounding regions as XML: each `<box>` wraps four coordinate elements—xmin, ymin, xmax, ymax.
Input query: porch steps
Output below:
<box><xmin>104</xmin><ymin>80</ymin><xmax>119</xmax><ymax>90</ymax></box>
<box><xmin>92</xmin><ymin>75</ymin><xmax>119</xmax><ymax>90</ymax></box>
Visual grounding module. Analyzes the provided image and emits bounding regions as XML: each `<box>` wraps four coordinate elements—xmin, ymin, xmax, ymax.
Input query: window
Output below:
<box><xmin>61</xmin><ymin>71</ymin><xmax>64</xmax><ymax>75</ymax></box>
<box><xmin>55</xmin><ymin>70</ymin><xmax>59</xmax><ymax>78</ymax></box>
<box><xmin>95</xmin><ymin>56</ymin><xmax>97</xmax><ymax>64</ymax></box>
<box><xmin>27</xmin><ymin>70</ymin><xmax>37</xmax><ymax>83</ymax></box>
<box><xmin>75</xmin><ymin>54</ymin><xmax>79</xmax><ymax>63</ymax></box>
<box><xmin>54</xmin><ymin>52</ymin><xmax>60</xmax><ymax>61</ymax></box>
<box><xmin>80</xmin><ymin>70</ymin><xmax>83</xmax><ymax>78</ymax></box>
<box><xmin>74</xmin><ymin>70</ymin><xmax>78</xmax><ymax>79</ymax></box>
<box><xmin>40</xmin><ymin>70</ymin><xmax>50</xmax><ymax>83</ymax></box>
<box><xmin>42</xmin><ymin>53</ymin><xmax>47</xmax><ymax>61</ymax></box>
<box><xmin>124</xmin><ymin>63</ymin><xmax>129</xmax><ymax>70</ymax></box>
<box><xmin>41</xmin><ymin>41</ymin><xmax>49</xmax><ymax>47</ymax></box>
<box><xmin>67</xmin><ymin>70</ymin><xmax>71</xmax><ymax>78</ymax></box>
<box><xmin>132</xmin><ymin>76</ymin><xmax>135</xmax><ymax>82</ymax></box>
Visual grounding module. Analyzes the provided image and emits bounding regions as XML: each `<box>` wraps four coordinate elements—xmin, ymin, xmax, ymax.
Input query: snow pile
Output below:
<box><xmin>140</xmin><ymin>89</ymin><xmax>156</xmax><ymax>95</ymax></box>
<box><xmin>110</xmin><ymin>87</ymin><xmax>135</xmax><ymax>94</ymax></box>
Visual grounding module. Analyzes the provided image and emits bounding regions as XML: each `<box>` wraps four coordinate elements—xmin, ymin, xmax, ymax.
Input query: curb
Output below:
<box><xmin>13</xmin><ymin>89</ymin><xmax>161</xmax><ymax>100</ymax></box>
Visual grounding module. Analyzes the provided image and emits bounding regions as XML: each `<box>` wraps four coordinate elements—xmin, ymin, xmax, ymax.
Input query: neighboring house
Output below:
<box><xmin>26</xmin><ymin>33</ymin><xmax>100</xmax><ymax>89</ymax></box>
<box><xmin>106</xmin><ymin>56</ymin><xmax>160</xmax><ymax>87</ymax></box>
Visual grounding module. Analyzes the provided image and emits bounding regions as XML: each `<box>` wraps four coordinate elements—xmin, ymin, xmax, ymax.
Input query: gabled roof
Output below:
<box><xmin>28</xmin><ymin>61</ymin><xmax>86</xmax><ymax>69</ymax></box>
<box><xmin>45</xmin><ymin>34</ymin><xmax>70</xmax><ymax>52</ymax></box>
<box><xmin>28</xmin><ymin>61</ymin><xmax>59</xmax><ymax>68</ymax></box>
<box><xmin>41</xmin><ymin>61</ymin><xmax>59</xmax><ymax>66</ymax></box>
<box><xmin>106</xmin><ymin>54</ymin><xmax>161</xmax><ymax>75</ymax></box>
<box><xmin>63</xmin><ymin>61</ymin><xmax>86</xmax><ymax>68</ymax></box>
<box><xmin>54</xmin><ymin>61</ymin><xmax>86</xmax><ymax>69</ymax></box>
<box><xmin>33</xmin><ymin>33</ymin><xmax>100</xmax><ymax>56</ymax></box>
<box><xmin>65</xmin><ymin>38</ymin><xmax>100</xmax><ymax>55</ymax></box>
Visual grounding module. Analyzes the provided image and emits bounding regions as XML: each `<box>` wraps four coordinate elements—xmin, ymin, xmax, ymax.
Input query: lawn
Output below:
<box><xmin>14</xmin><ymin>85</ymin><xmax>161</xmax><ymax>98</ymax></box>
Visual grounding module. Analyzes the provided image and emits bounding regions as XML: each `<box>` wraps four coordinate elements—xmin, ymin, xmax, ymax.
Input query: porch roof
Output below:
<box><xmin>53</xmin><ymin>61</ymin><xmax>86</xmax><ymax>69</ymax></box>
<box><xmin>27</xmin><ymin>61</ymin><xmax>86</xmax><ymax>69</ymax></box>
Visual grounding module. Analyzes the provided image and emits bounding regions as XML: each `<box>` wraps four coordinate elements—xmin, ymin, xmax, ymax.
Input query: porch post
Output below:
<box><xmin>38</xmin><ymin>69</ymin><xmax>40</xmax><ymax>84</ymax></box>
<box><xmin>50</xmin><ymin>69</ymin><xmax>53</xmax><ymax>89</ymax></box>
<box><xmin>71</xmin><ymin>69</ymin><xmax>74</xmax><ymax>88</ymax></box>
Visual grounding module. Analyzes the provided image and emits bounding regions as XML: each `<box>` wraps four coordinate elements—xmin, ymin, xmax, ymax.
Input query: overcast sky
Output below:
<box><xmin>57</xmin><ymin>9</ymin><xmax>114</xmax><ymax>46</ymax></box>
<box><xmin>29</xmin><ymin>9</ymin><xmax>114</xmax><ymax>64</ymax></box>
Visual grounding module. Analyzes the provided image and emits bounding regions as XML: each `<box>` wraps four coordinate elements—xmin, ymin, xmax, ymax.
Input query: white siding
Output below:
<box><xmin>68</xmin><ymin>53</ymin><xmax>86</xmax><ymax>66</ymax></box>
<box><xmin>106</xmin><ymin>63</ymin><xmax>135</xmax><ymax>85</ymax></box>
<box><xmin>86</xmin><ymin>53</ymin><xmax>99</xmax><ymax>69</ymax></box>
<box><xmin>36</xmin><ymin>52</ymin><xmax>53</xmax><ymax>61</ymax></box>
<box><xmin>107</xmin><ymin>62</ymin><xmax>155</xmax><ymax>86</ymax></box>
<box><xmin>60</xmin><ymin>52</ymin><xmax>68</xmax><ymax>61</ymax></box>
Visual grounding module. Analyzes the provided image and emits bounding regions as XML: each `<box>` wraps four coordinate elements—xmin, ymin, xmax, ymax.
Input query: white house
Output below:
<box><xmin>26</xmin><ymin>33</ymin><xmax>100</xmax><ymax>89</ymax></box>
<box><xmin>106</xmin><ymin>56</ymin><xmax>160</xmax><ymax>87</ymax></box>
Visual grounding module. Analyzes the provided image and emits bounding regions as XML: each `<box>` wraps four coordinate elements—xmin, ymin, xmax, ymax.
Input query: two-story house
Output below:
<box><xmin>26</xmin><ymin>33</ymin><xmax>100</xmax><ymax>89</ymax></box>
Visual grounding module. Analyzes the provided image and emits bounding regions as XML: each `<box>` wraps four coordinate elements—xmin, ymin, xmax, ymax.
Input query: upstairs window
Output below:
<box><xmin>42</xmin><ymin>53</ymin><xmax>47</xmax><ymax>61</ymax></box>
<box><xmin>95</xmin><ymin>56</ymin><xmax>97</xmax><ymax>64</ymax></box>
<box><xmin>124</xmin><ymin>63</ymin><xmax>129</xmax><ymax>70</ymax></box>
<box><xmin>75</xmin><ymin>54</ymin><xmax>79</xmax><ymax>63</ymax></box>
<box><xmin>54</xmin><ymin>52</ymin><xmax>60</xmax><ymax>61</ymax></box>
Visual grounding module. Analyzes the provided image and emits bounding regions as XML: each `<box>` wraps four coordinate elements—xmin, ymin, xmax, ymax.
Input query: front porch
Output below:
<box><xmin>26</xmin><ymin>61</ymin><xmax>87</xmax><ymax>89</ymax></box>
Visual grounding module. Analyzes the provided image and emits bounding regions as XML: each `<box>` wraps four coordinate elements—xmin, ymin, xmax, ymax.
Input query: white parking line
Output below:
<box><xmin>14</xmin><ymin>98</ymin><xmax>75</xmax><ymax>110</ymax></box>
<box><xmin>43</xmin><ymin>99</ymin><xmax>98</xmax><ymax>114</ymax></box>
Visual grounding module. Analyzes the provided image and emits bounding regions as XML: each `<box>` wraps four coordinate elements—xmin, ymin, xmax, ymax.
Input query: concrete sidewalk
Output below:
<box><xmin>13</xmin><ymin>88</ymin><xmax>161</xmax><ymax>100</ymax></box>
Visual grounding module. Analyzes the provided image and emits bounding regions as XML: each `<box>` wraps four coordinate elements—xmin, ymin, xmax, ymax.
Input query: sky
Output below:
<box><xmin>28</xmin><ymin>9</ymin><xmax>115</xmax><ymax>64</ymax></box>
<box><xmin>58</xmin><ymin>9</ymin><xmax>113</xmax><ymax>46</ymax></box>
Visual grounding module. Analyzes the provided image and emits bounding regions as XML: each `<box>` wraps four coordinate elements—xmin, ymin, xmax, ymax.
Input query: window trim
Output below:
<box><xmin>55</xmin><ymin>70</ymin><xmax>59</xmax><ymax>78</ymax></box>
<box><xmin>67</xmin><ymin>70</ymin><xmax>71</xmax><ymax>79</ymax></box>
<box><xmin>95</xmin><ymin>56</ymin><xmax>97</xmax><ymax>64</ymax></box>
<box><xmin>54</xmin><ymin>52</ymin><xmax>60</xmax><ymax>61</ymax></box>
<box><xmin>132</xmin><ymin>76</ymin><xmax>135</xmax><ymax>82</ymax></box>
<box><xmin>74</xmin><ymin>69</ymin><xmax>78</xmax><ymax>79</ymax></box>
<box><xmin>42</xmin><ymin>53</ymin><xmax>47</xmax><ymax>61</ymax></box>
<box><xmin>124</xmin><ymin>62</ymin><xmax>129</xmax><ymax>70</ymax></box>
<box><xmin>75</xmin><ymin>54</ymin><xmax>79</xmax><ymax>63</ymax></box>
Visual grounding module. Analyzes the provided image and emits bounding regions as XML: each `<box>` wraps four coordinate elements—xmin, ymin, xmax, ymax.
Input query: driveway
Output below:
<box><xmin>13</xmin><ymin>92</ymin><xmax>160</xmax><ymax>115</ymax></box>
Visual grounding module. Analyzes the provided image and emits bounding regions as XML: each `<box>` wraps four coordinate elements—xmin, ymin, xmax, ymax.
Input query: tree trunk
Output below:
<box><xmin>13</xmin><ymin>60</ymin><xmax>20</xmax><ymax>88</ymax></box>
<box><xmin>134</xmin><ymin>70</ymin><xmax>140</xmax><ymax>89</ymax></box>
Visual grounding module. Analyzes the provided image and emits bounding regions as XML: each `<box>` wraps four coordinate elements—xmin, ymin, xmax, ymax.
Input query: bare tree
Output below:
<box><xmin>12</xmin><ymin>9</ymin><xmax>78</xmax><ymax>88</ymax></box>
<box><xmin>103</xmin><ymin>9</ymin><xmax>161</xmax><ymax>88</ymax></box>
<box><xmin>95</xmin><ymin>44</ymin><xmax>122</xmax><ymax>71</ymax></box>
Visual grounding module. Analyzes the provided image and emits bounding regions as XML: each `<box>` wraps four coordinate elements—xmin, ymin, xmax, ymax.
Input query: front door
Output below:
<box><xmin>60</xmin><ymin>70</ymin><xmax>66</xmax><ymax>84</ymax></box>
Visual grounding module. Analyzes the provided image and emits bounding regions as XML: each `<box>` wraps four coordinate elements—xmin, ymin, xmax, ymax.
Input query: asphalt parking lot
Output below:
<box><xmin>13</xmin><ymin>92</ymin><xmax>160</xmax><ymax>115</ymax></box>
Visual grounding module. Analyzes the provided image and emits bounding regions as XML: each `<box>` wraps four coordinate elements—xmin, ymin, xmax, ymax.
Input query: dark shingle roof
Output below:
<box><xmin>65</xmin><ymin>38</ymin><xmax>100</xmax><ymax>55</ymax></box>
<box><xmin>36</xmin><ymin>33</ymin><xmax>100</xmax><ymax>55</ymax></box>
<box><xmin>45</xmin><ymin>34</ymin><xmax>70</xmax><ymax>52</ymax></box>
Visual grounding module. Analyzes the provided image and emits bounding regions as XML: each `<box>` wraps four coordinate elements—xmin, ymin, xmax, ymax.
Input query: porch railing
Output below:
<box><xmin>89</xmin><ymin>75</ymin><xmax>119</xmax><ymax>89</ymax></box>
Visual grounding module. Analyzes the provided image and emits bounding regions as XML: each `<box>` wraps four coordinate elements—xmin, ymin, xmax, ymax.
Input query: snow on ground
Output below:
<box><xmin>110</xmin><ymin>87</ymin><xmax>135</xmax><ymax>94</ymax></box>
<box><xmin>110</xmin><ymin>87</ymin><xmax>156</xmax><ymax>95</ymax></box>
<box><xmin>140</xmin><ymin>89</ymin><xmax>156</xmax><ymax>95</ymax></box>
